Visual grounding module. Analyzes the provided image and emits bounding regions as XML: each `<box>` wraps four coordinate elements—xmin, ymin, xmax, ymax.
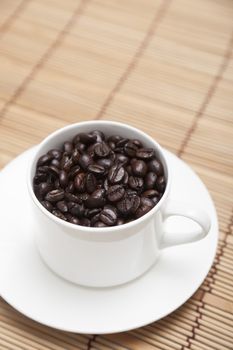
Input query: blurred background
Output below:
<box><xmin>0</xmin><ymin>0</ymin><xmax>232</xmax><ymax>349</ymax></box>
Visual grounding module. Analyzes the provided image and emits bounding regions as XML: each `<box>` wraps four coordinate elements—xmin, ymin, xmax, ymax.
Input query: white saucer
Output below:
<box><xmin>0</xmin><ymin>148</ymin><xmax>218</xmax><ymax>334</ymax></box>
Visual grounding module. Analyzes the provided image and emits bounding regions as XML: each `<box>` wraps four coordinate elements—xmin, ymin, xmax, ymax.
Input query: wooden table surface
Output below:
<box><xmin>0</xmin><ymin>0</ymin><xmax>232</xmax><ymax>349</ymax></box>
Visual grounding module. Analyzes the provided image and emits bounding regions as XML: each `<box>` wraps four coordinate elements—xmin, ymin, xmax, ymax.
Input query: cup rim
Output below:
<box><xmin>27</xmin><ymin>120</ymin><xmax>170</xmax><ymax>233</ymax></box>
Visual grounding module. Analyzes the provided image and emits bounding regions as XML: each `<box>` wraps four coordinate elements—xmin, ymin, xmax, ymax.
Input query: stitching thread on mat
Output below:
<box><xmin>0</xmin><ymin>0</ymin><xmax>30</xmax><ymax>35</ymax></box>
<box><xmin>0</xmin><ymin>0</ymin><xmax>89</xmax><ymax>120</ymax></box>
<box><xmin>178</xmin><ymin>32</ymin><xmax>233</xmax><ymax>157</ymax></box>
<box><xmin>95</xmin><ymin>0</ymin><xmax>172</xmax><ymax>120</ymax></box>
<box><xmin>180</xmin><ymin>301</ymin><xmax>204</xmax><ymax>350</ymax></box>
<box><xmin>87</xmin><ymin>334</ymin><xmax>97</xmax><ymax>350</ymax></box>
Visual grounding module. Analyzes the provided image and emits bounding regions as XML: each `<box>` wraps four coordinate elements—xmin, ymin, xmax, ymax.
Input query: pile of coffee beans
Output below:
<box><xmin>33</xmin><ymin>130</ymin><xmax>166</xmax><ymax>227</ymax></box>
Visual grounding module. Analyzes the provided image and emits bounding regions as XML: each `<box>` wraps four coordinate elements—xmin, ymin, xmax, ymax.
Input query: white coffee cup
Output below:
<box><xmin>28</xmin><ymin>121</ymin><xmax>211</xmax><ymax>287</ymax></box>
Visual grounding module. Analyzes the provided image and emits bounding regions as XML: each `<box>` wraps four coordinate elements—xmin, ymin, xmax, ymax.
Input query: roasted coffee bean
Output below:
<box><xmin>74</xmin><ymin>173</ymin><xmax>86</xmax><ymax>192</ymax></box>
<box><xmin>148</xmin><ymin>159</ymin><xmax>163</xmax><ymax>175</ymax></box>
<box><xmin>114</xmin><ymin>147</ymin><xmax>124</xmax><ymax>153</ymax></box>
<box><xmin>80</xmin><ymin>218</ymin><xmax>91</xmax><ymax>226</ymax></box>
<box><xmin>38</xmin><ymin>165</ymin><xmax>59</xmax><ymax>178</ymax></box>
<box><xmin>145</xmin><ymin>172</ymin><xmax>157</xmax><ymax>189</ymax></box>
<box><xmin>96</xmin><ymin>158</ymin><xmax>113</xmax><ymax>169</ymax></box>
<box><xmin>96</xmin><ymin>181</ymin><xmax>104</xmax><ymax>189</ymax></box>
<box><xmin>107</xmin><ymin>185</ymin><xmax>125</xmax><ymax>202</ymax></box>
<box><xmin>86</xmin><ymin>173</ymin><xmax>97</xmax><ymax>193</ymax></box>
<box><xmin>100</xmin><ymin>207</ymin><xmax>117</xmax><ymax>226</ymax></box>
<box><xmin>117</xmin><ymin>195</ymin><xmax>140</xmax><ymax>214</ymax></box>
<box><xmin>94</xmin><ymin>142</ymin><xmax>110</xmax><ymax>158</ymax></box>
<box><xmin>75</xmin><ymin>142</ymin><xmax>86</xmax><ymax>153</ymax></box>
<box><xmin>124</xmin><ymin>141</ymin><xmax>138</xmax><ymax>157</ymax></box>
<box><xmin>48</xmin><ymin>149</ymin><xmax>62</xmax><ymax>160</ymax></box>
<box><xmin>69</xmin><ymin>216</ymin><xmax>80</xmax><ymax>225</ymax></box>
<box><xmin>73</xmin><ymin>133</ymin><xmax>96</xmax><ymax>145</ymax></box>
<box><xmin>109</xmin><ymin>152</ymin><xmax>116</xmax><ymax>163</ymax></box>
<box><xmin>103</xmin><ymin>178</ymin><xmax>109</xmax><ymax>191</ymax></box>
<box><xmin>135</xmin><ymin>197</ymin><xmax>154</xmax><ymax>218</ymax></box>
<box><xmin>86</xmin><ymin>143</ymin><xmax>97</xmax><ymax>157</ymax></box>
<box><xmin>37</xmin><ymin>182</ymin><xmax>54</xmax><ymax>198</ymax></box>
<box><xmin>116</xmin><ymin>195</ymin><xmax>140</xmax><ymax>215</ymax></box>
<box><xmin>56</xmin><ymin>200</ymin><xmax>68</xmax><ymax>213</ymax></box>
<box><xmin>129</xmin><ymin>195</ymin><xmax>141</xmax><ymax>213</ymax></box>
<box><xmin>49</xmin><ymin>165</ymin><xmax>61</xmax><ymax>177</ymax></box>
<box><xmin>128</xmin><ymin>176</ymin><xmax>144</xmax><ymax>190</ymax></box>
<box><xmin>79</xmin><ymin>133</ymin><xmax>97</xmax><ymax>144</ymax></box>
<box><xmin>132</xmin><ymin>139</ymin><xmax>142</xmax><ymax>148</ymax></box>
<box><xmin>60</xmin><ymin>155</ymin><xmax>73</xmax><ymax>172</ymax></box>
<box><xmin>70</xmin><ymin>204</ymin><xmax>85</xmax><ymax>218</ymax></box>
<box><xmin>132</xmin><ymin>160</ymin><xmax>147</xmax><ymax>177</ymax></box>
<box><xmin>52</xmin><ymin>209</ymin><xmax>67</xmax><ymax>221</ymax></box>
<box><xmin>107</xmin><ymin>135</ymin><xmax>122</xmax><ymax>143</ymax></box>
<box><xmin>126</xmin><ymin>165</ymin><xmax>132</xmax><ymax>175</ymax></box>
<box><xmin>63</xmin><ymin>141</ymin><xmax>73</xmax><ymax>154</ymax></box>
<box><xmin>34</xmin><ymin>173</ymin><xmax>48</xmax><ymax>184</ymax></box>
<box><xmin>136</xmin><ymin>148</ymin><xmax>155</xmax><ymax>159</ymax></box>
<box><xmin>69</xmin><ymin>165</ymin><xmax>81</xmax><ymax>179</ymax></box>
<box><xmin>50</xmin><ymin>159</ymin><xmax>60</xmax><ymax>168</ymax></box>
<box><xmin>104</xmin><ymin>204</ymin><xmax>118</xmax><ymax>214</ymax></box>
<box><xmin>37</xmin><ymin>154</ymin><xmax>52</xmax><ymax>166</ymax></box>
<box><xmin>151</xmin><ymin>196</ymin><xmax>160</xmax><ymax>205</ymax></box>
<box><xmin>108</xmin><ymin>141</ymin><xmax>116</xmax><ymax>150</ymax></box>
<box><xmin>142</xmin><ymin>189</ymin><xmax>160</xmax><ymax>198</ymax></box>
<box><xmin>117</xmin><ymin>138</ymin><xmax>129</xmax><ymax>147</ymax></box>
<box><xmin>34</xmin><ymin>130</ymin><xmax>166</xmax><ymax>227</ymax></box>
<box><xmin>33</xmin><ymin>184</ymin><xmax>43</xmax><ymax>199</ymax></box>
<box><xmin>117</xmin><ymin>197</ymin><xmax>133</xmax><ymax>216</ymax></box>
<box><xmin>67</xmin><ymin>201</ymin><xmax>76</xmax><ymax>210</ymax></box>
<box><xmin>59</xmin><ymin>170</ymin><xmax>68</xmax><ymax>188</ymax></box>
<box><xmin>78</xmin><ymin>153</ymin><xmax>93</xmax><ymax>170</ymax></box>
<box><xmin>115</xmin><ymin>154</ymin><xmax>129</xmax><ymax>165</ymax></box>
<box><xmin>141</xmin><ymin>197</ymin><xmax>154</xmax><ymax>207</ymax></box>
<box><xmin>156</xmin><ymin>176</ymin><xmax>166</xmax><ymax>192</ymax></box>
<box><xmin>130</xmin><ymin>158</ymin><xmax>137</xmax><ymax>165</ymax></box>
<box><xmin>45</xmin><ymin>189</ymin><xmax>64</xmax><ymax>202</ymax></box>
<box><xmin>94</xmin><ymin>221</ymin><xmax>107</xmax><ymax>227</ymax></box>
<box><xmin>108</xmin><ymin>164</ymin><xmax>125</xmax><ymax>184</ymax></box>
<box><xmin>84</xmin><ymin>197</ymin><xmax>105</xmax><ymax>209</ymax></box>
<box><xmin>54</xmin><ymin>179</ymin><xmax>60</xmax><ymax>189</ymax></box>
<box><xmin>66</xmin><ymin>213</ymin><xmax>73</xmax><ymax>221</ymax></box>
<box><xmin>64</xmin><ymin>192</ymin><xmax>81</xmax><ymax>203</ymax></box>
<box><xmin>126</xmin><ymin>189</ymin><xmax>138</xmax><ymax>197</ymax></box>
<box><xmin>72</xmin><ymin>149</ymin><xmax>80</xmax><ymax>164</ymax></box>
<box><xmin>91</xmin><ymin>130</ymin><xmax>105</xmax><ymax>142</ymax></box>
<box><xmin>90</xmin><ymin>213</ymin><xmax>101</xmax><ymax>225</ymax></box>
<box><xmin>86</xmin><ymin>208</ymin><xmax>102</xmax><ymax>218</ymax></box>
<box><xmin>123</xmin><ymin>171</ymin><xmax>129</xmax><ymax>185</ymax></box>
<box><xmin>60</xmin><ymin>154</ymin><xmax>69</xmax><ymax>169</ymax></box>
<box><xmin>65</xmin><ymin>181</ymin><xmax>75</xmax><ymax>193</ymax></box>
<box><xmin>116</xmin><ymin>218</ymin><xmax>125</xmax><ymax>225</ymax></box>
<box><xmin>78</xmin><ymin>193</ymin><xmax>89</xmax><ymax>201</ymax></box>
<box><xmin>92</xmin><ymin>188</ymin><xmax>105</xmax><ymax>199</ymax></box>
<box><xmin>41</xmin><ymin>200</ymin><xmax>53</xmax><ymax>212</ymax></box>
<box><xmin>88</xmin><ymin>164</ymin><xmax>105</xmax><ymax>175</ymax></box>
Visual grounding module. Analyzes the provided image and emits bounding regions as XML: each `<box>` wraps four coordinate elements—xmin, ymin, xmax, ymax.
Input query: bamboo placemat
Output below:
<box><xmin>0</xmin><ymin>0</ymin><xmax>232</xmax><ymax>348</ymax></box>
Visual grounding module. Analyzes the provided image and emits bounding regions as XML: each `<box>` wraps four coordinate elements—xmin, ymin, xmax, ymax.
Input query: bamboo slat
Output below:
<box><xmin>0</xmin><ymin>0</ymin><xmax>232</xmax><ymax>349</ymax></box>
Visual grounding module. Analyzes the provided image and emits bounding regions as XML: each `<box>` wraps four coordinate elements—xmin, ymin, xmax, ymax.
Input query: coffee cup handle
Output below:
<box><xmin>160</xmin><ymin>200</ymin><xmax>211</xmax><ymax>249</ymax></box>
